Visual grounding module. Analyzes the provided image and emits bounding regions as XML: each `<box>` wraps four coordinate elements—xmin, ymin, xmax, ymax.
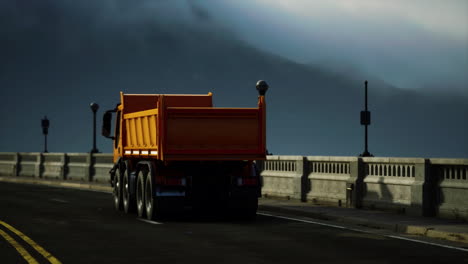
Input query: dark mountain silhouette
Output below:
<box><xmin>0</xmin><ymin>1</ymin><xmax>466</xmax><ymax>157</ymax></box>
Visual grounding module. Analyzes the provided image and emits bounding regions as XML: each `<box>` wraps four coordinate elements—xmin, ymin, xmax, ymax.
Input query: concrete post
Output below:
<box><xmin>13</xmin><ymin>152</ymin><xmax>19</xmax><ymax>176</ymax></box>
<box><xmin>35</xmin><ymin>153</ymin><xmax>44</xmax><ymax>178</ymax></box>
<box><xmin>408</xmin><ymin>159</ymin><xmax>428</xmax><ymax>216</ymax></box>
<box><xmin>421</xmin><ymin>159</ymin><xmax>436</xmax><ymax>216</ymax></box>
<box><xmin>86</xmin><ymin>153</ymin><xmax>93</xmax><ymax>182</ymax></box>
<box><xmin>348</xmin><ymin>158</ymin><xmax>364</xmax><ymax>208</ymax></box>
<box><xmin>294</xmin><ymin>157</ymin><xmax>306</xmax><ymax>200</ymax></box>
<box><xmin>60</xmin><ymin>153</ymin><xmax>67</xmax><ymax>180</ymax></box>
<box><xmin>298</xmin><ymin>157</ymin><xmax>308</xmax><ymax>202</ymax></box>
<box><xmin>63</xmin><ymin>153</ymin><xmax>69</xmax><ymax>180</ymax></box>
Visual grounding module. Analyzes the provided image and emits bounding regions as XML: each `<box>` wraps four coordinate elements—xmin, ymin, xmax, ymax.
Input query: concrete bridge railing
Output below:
<box><xmin>0</xmin><ymin>152</ymin><xmax>467</xmax><ymax>220</ymax></box>
<box><xmin>260</xmin><ymin>155</ymin><xmax>468</xmax><ymax>220</ymax></box>
<box><xmin>305</xmin><ymin>156</ymin><xmax>358</xmax><ymax>207</ymax></box>
<box><xmin>0</xmin><ymin>152</ymin><xmax>113</xmax><ymax>183</ymax></box>
<box><xmin>430</xmin><ymin>159</ymin><xmax>468</xmax><ymax>220</ymax></box>
<box><xmin>260</xmin><ymin>156</ymin><xmax>305</xmax><ymax>200</ymax></box>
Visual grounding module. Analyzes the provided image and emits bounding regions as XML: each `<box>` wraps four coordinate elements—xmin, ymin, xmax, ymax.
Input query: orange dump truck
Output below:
<box><xmin>102</xmin><ymin>81</ymin><xmax>269</xmax><ymax>220</ymax></box>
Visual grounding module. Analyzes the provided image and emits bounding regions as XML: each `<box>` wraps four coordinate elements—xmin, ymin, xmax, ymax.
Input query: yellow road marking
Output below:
<box><xmin>0</xmin><ymin>229</ymin><xmax>39</xmax><ymax>264</ymax></box>
<box><xmin>0</xmin><ymin>221</ymin><xmax>62</xmax><ymax>264</ymax></box>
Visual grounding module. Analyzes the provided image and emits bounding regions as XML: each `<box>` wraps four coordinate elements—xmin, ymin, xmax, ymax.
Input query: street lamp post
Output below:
<box><xmin>256</xmin><ymin>80</ymin><xmax>270</xmax><ymax>155</ymax></box>
<box><xmin>90</xmin><ymin>102</ymin><xmax>100</xmax><ymax>154</ymax></box>
<box><xmin>41</xmin><ymin>116</ymin><xmax>49</xmax><ymax>153</ymax></box>
<box><xmin>360</xmin><ymin>80</ymin><xmax>373</xmax><ymax>157</ymax></box>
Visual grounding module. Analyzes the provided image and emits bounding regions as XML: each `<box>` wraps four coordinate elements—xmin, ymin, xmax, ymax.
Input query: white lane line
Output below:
<box><xmin>386</xmin><ymin>235</ymin><xmax>468</xmax><ymax>252</ymax></box>
<box><xmin>49</xmin><ymin>198</ymin><xmax>68</xmax><ymax>203</ymax></box>
<box><xmin>138</xmin><ymin>219</ymin><xmax>163</xmax><ymax>225</ymax></box>
<box><xmin>257</xmin><ymin>212</ymin><xmax>468</xmax><ymax>253</ymax></box>
<box><xmin>257</xmin><ymin>212</ymin><xmax>370</xmax><ymax>232</ymax></box>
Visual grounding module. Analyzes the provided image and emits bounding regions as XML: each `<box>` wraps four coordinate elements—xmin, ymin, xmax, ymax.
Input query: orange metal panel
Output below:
<box><xmin>122</xmin><ymin>94</ymin><xmax>159</xmax><ymax>114</ymax></box>
<box><xmin>124</xmin><ymin>111</ymin><xmax>159</xmax><ymax>149</ymax></box>
<box><xmin>149</xmin><ymin>115</ymin><xmax>157</xmax><ymax>147</ymax></box>
<box><xmin>123</xmin><ymin>109</ymin><xmax>158</xmax><ymax>119</ymax></box>
<box><xmin>142</xmin><ymin>116</ymin><xmax>149</xmax><ymax>147</ymax></box>
<box><xmin>162</xmin><ymin>94</ymin><xmax>213</xmax><ymax>107</ymax></box>
<box><xmin>137</xmin><ymin>116</ymin><xmax>143</xmax><ymax>147</ymax></box>
<box><xmin>163</xmin><ymin>107</ymin><xmax>263</xmax><ymax>159</ymax></box>
<box><xmin>125</xmin><ymin>119</ymin><xmax>132</xmax><ymax>148</ymax></box>
<box><xmin>122</xmin><ymin>93</ymin><xmax>212</xmax><ymax>114</ymax></box>
<box><xmin>130</xmin><ymin>119</ymin><xmax>137</xmax><ymax>148</ymax></box>
<box><xmin>163</xmin><ymin>154</ymin><xmax>265</xmax><ymax>161</ymax></box>
<box><xmin>116</xmin><ymin>92</ymin><xmax>266</xmax><ymax>162</ymax></box>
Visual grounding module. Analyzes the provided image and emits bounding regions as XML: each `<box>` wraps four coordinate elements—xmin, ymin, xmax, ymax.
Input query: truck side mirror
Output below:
<box><xmin>102</xmin><ymin>111</ymin><xmax>115</xmax><ymax>139</ymax></box>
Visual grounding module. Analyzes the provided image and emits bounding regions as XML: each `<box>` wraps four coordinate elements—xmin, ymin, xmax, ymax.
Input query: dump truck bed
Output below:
<box><xmin>120</xmin><ymin>92</ymin><xmax>266</xmax><ymax>161</ymax></box>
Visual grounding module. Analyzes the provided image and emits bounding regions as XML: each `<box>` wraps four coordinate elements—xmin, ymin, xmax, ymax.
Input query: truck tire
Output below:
<box><xmin>136</xmin><ymin>167</ymin><xmax>147</xmax><ymax>218</ymax></box>
<box><xmin>113</xmin><ymin>165</ymin><xmax>123</xmax><ymax>211</ymax></box>
<box><xmin>144</xmin><ymin>166</ymin><xmax>161</xmax><ymax>220</ymax></box>
<box><xmin>123</xmin><ymin>165</ymin><xmax>136</xmax><ymax>214</ymax></box>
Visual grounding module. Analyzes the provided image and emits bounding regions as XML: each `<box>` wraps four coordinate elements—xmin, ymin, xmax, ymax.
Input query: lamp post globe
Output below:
<box><xmin>90</xmin><ymin>102</ymin><xmax>99</xmax><ymax>113</ymax></box>
<box><xmin>90</xmin><ymin>102</ymin><xmax>100</xmax><ymax>153</ymax></box>
<box><xmin>256</xmin><ymin>80</ymin><xmax>269</xmax><ymax>96</ymax></box>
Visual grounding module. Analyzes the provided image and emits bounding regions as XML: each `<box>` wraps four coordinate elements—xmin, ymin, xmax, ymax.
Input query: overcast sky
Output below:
<box><xmin>199</xmin><ymin>0</ymin><xmax>468</xmax><ymax>92</ymax></box>
<box><xmin>0</xmin><ymin>0</ymin><xmax>467</xmax><ymax>158</ymax></box>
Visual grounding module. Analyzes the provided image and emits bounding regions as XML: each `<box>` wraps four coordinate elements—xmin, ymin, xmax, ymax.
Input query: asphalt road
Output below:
<box><xmin>0</xmin><ymin>182</ymin><xmax>467</xmax><ymax>264</ymax></box>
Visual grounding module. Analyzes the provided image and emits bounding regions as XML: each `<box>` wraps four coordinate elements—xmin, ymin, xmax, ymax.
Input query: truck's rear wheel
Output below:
<box><xmin>136</xmin><ymin>167</ymin><xmax>147</xmax><ymax>218</ymax></box>
<box><xmin>144</xmin><ymin>166</ymin><xmax>161</xmax><ymax>220</ymax></box>
<box><xmin>113</xmin><ymin>166</ymin><xmax>123</xmax><ymax>211</ymax></box>
<box><xmin>123</xmin><ymin>165</ymin><xmax>136</xmax><ymax>214</ymax></box>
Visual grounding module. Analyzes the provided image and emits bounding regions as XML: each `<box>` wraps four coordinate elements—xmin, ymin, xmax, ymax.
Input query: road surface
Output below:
<box><xmin>0</xmin><ymin>182</ymin><xmax>466</xmax><ymax>263</ymax></box>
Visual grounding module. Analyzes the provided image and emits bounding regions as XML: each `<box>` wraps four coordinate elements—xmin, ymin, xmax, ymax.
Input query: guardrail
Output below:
<box><xmin>260</xmin><ymin>156</ymin><xmax>305</xmax><ymax>200</ymax></box>
<box><xmin>305</xmin><ymin>156</ymin><xmax>358</xmax><ymax>207</ymax></box>
<box><xmin>430</xmin><ymin>159</ymin><xmax>468</xmax><ymax>220</ymax></box>
<box><xmin>260</xmin><ymin>155</ymin><xmax>468</xmax><ymax>220</ymax></box>
<box><xmin>0</xmin><ymin>152</ymin><xmax>113</xmax><ymax>183</ymax></box>
<box><xmin>0</xmin><ymin>152</ymin><xmax>466</xmax><ymax>220</ymax></box>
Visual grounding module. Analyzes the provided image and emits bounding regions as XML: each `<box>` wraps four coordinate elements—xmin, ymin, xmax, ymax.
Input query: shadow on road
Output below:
<box><xmin>126</xmin><ymin>208</ymin><xmax>283</xmax><ymax>225</ymax></box>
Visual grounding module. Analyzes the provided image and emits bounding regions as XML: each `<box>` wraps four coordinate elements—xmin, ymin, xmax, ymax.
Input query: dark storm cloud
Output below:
<box><xmin>0</xmin><ymin>0</ymin><xmax>466</xmax><ymax>158</ymax></box>
<box><xmin>187</xmin><ymin>0</ymin><xmax>212</xmax><ymax>22</ymax></box>
<box><xmin>204</xmin><ymin>1</ymin><xmax>468</xmax><ymax>95</ymax></box>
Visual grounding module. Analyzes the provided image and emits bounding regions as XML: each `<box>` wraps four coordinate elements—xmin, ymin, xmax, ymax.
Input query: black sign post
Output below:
<box><xmin>41</xmin><ymin>116</ymin><xmax>49</xmax><ymax>153</ymax></box>
<box><xmin>90</xmin><ymin>102</ymin><xmax>100</xmax><ymax>154</ymax></box>
<box><xmin>360</xmin><ymin>81</ymin><xmax>373</xmax><ymax>157</ymax></box>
